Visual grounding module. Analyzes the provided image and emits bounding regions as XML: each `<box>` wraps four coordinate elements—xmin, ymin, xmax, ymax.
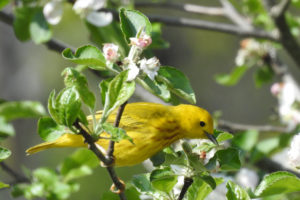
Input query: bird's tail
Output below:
<box><xmin>26</xmin><ymin>134</ymin><xmax>85</xmax><ymax>155</ymax></box>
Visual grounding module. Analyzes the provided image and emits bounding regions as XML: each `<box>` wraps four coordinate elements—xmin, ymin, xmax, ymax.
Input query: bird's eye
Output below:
<box><xmin>200</xmin><ymin>121</ymin><xmax>206</xmax><ymax>127</ymax></box>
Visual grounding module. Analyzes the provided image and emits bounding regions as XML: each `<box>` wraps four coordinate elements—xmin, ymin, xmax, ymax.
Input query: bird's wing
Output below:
<box><xmin>88</xmin><ymin>102</ymin><xmax>178</xmax><ymax>133</ymax></box>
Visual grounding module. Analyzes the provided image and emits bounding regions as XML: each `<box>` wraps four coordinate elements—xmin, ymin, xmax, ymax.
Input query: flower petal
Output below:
<box><xmin>86</xmin><ymin>11</ymin><xmax>113</xmax><ymax>27</ymax></box>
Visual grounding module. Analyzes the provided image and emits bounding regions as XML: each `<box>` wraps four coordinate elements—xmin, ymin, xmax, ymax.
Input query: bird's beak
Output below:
<box><xmin>205</xmin><ymin>131</ymin><xmax>218</xmax><ymax>145</ymax></box>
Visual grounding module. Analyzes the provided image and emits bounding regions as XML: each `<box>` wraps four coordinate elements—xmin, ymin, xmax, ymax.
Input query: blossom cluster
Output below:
<box><xmin>271</xmin><ymin>74</ymin><xmax>300</xmax><ymax>130</ymax></box>
<box><xmin>288</xmin><ymin>133</ymin><xmax>300</xmax><ymax>169</ymax></box>
<box><xmin>102</xmin><ymin>31</ymin><xmax>160</xmax><ymax>81</ymax></box>
<box><xmin>43</xmin><ymin>0</ymin><xmax>112</xmax><ymax>27</ymax></box>
<box><xmin>235</xmin><ymin>38</ymin><xmax>271</xmax><ymax>66</ymax></box>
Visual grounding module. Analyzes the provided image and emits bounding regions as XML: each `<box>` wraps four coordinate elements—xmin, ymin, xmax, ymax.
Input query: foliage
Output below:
<box><xmin>1</xmin><ymin>0</ymin><xmax>300</xmax><ymax>200</ymax></box>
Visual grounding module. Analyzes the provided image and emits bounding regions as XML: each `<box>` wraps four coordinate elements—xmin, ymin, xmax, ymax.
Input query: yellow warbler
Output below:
<box><xmin>26</xmin><ymin>102</ymin><xmax>217</xmax><ymax>166</ymax></box>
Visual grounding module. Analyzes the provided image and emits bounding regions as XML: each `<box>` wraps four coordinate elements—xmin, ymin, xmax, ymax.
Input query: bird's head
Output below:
<box><xmin>173</xmin><ymin>104</ymin><xmax>218</xmax><ymax>145</ymax></box>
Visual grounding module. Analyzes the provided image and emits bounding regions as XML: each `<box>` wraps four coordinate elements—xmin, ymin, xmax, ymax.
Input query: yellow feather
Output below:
<box><xmin>26</xmin><ymin>102</ymin><xmax>214</xmax><ymax>167</ymax></box>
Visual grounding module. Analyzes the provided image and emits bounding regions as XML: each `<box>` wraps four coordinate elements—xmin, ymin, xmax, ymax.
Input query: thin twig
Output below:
<box><xmin>217</xmin><ymin>119</ymin><xmax>289</xmax><ymax>133</ymax></box>
<box><xmin>135</xmin><ymin>2</ymin><xmax>225</xmax><ymax>16</ymax></box>
<box><xmin>220</xmin><ymin>0</ymin><xmax>252</xmax><ymax>30</ymax></box>
<box><xmin>73</xmin><ymin>121</ymin><xmax>127</xmax><ymax>200</ymax></box>
<box><xmin>0</xmin><ymin>162</ymin><xmax>29</xmax><ymax>184</ymax></box>
<box><xmin>147</xmin><ymin>14</ymin><xmax>278</xmax><ymax>42</ymax></box>
<box><xmin>177</xmin><ymin>177</ymin><xmax>193</xmax><ymax>200</ymax></box>
<box><xmin>107</xmin><ymin>102</ymin><xmax>128</xmax><ymax>162</ymax></box>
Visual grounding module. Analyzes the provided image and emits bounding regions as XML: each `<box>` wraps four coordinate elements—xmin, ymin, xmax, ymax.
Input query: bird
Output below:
<box><xmin>26</xmin><ymin>102</ymin><xmax>217</xmax><ymax>167</ymax></box>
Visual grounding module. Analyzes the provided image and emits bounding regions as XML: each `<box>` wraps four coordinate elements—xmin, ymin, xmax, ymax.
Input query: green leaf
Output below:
<box><xmin>256</xmin><ymin>137</ymin><xmax>280</xmax><ymax>155</ymax></box>
<box><xmin>226</xmin><ymin>180</ymin><xmax>251</xmax><ymax>200</ymax></box>
<box><xmin>0</xmin><ymin>146</ymin><xmax>11</xmax><ymax>161</ymax></box>
<box><xmin>0</xmin><ymin>116</ymin><xmax>15</xmax><ymax>138</ymax></box>
<box><xmin>137</xmin><ymin>76</ymin><xmax>171</xmax><ymax>103</ymax></box>
<box><xmin>187</xmin><ymin>177</ymin><xmax>223</xmax><ymax>200</ymax></box>
<box><xmin>48</xmin><ymin>90</ymin><xmax>59</xmax><ymax>123</ymax></box>
<box><xmin>0</xmin><ymin>0</ymin><xmax>10</xmax><ymax>9</ymax></box>
<box><xmin>254</xmin><ymin>65</ymin><xmax>274</xmax><ymax>88</ymax></box>
<box><xmin>33</xmin><ymin>168</ymin><xmax>58</xmax><ymax>185</ymax></box>
<box><xmin>99</xmin><ymin>78</ymin><xmax>113</xmax><ymax>107</ymax></box>
<box><xmin>62</xmin><ymin>67</ymin><xmax>95</xmax><ymax>109</ymax></box>
<box><xmin>11</xmin><ymin>184</ymin><xmax>29</xmax><ymax>198</ymax></box>
<box><xmin>215</xmin><ymin>66</ymin><xmax>249</xmax><ymax>86</ymax></box>
<box><xmin>199</xmin><ymin>174</ymin><xmax>216</xmax><ymax>190</ymax></box>
<box><xmin>292</xmin><ymin>0</ymin><xmax>300</xmax><ymax>7</ymax></box>
<box><xmin>216</xmin><ymin>132</ymin><xmax>234</xmax><ymax>143</ymax></box>
<box><xmin>37</xmin><ymin>117</ymin><xmax>65</xmax><ymax>142</ymax></box>
<box><xmin>0</xmin><ymin>181</ymin><xmax>9</xmax><ymax>189</ymax></box>
<box><xmin>100</xmin><ymin>122</ymin><xmax>132</xmax><ymax>143</ymax></box>
<box><xmin>63</xmin><ymin>165</ymin><xmax>92</xmax><ymax>182</ymax></box>
<box><xmin>29</xmin><ymin>9</ymin><xmax>52</xmax><ymax>44</ymax></box>
<box><xmin>132</xmin><ymin>174</ymin><xmax>154</xmax><ymax>193</ymax></box>
<box><xmin>157</xmin><ymin>66</ymin><xmax>196</xmax><ymax>104</ymax></box>
<box><xmin>13</xmin><ymin>7</ymin><xmax>34</xmax><ymax>41</ymax></box>
<box><xmin>62</xmin><ymin>45</ymin><xmax>106</xmax><ymax>70</ymax></box>
<box><xmin>254</xmin><ymin>171</ymin><xmax>300</xmax><ymax>197</ymax></box>
<box><xmin>232</xmin><ymin>130</ymin><xmax>259</xmax><ymax>151</ymax></box>
<box><xmin>54</xmin><ymin>87</ymin><xmax>82</xmax><ymax>126</ymax></box>
<box><xmin>101</xmin><ymin>70</ymin><xmax>135</xmax><ymax>122</ymax></box>
<box><xmin>150</xmin><ymin>168</ymin><xmax>177</xmax><ymax>193</ymax></box>
<box><xmin>216</xmin><ymin>148</ymin><xmax>241</xmax><ymax>171</ymax></box>
<box><xmin>119</xmin><ymin>8</ymin><xmax>152</xmax><ymax>43</ymax></box>
<box><xmin>150</xmin><ymin>151</ymin><xmax>165</xmax><ymax>167</ymax></box>
<box><xmin>0</xmin><ymin>101</ymin><xmax>46</xmax><ymax>121</ymax></box>
<box><xmin>61</xmin><ymin>148</ymin><xmax>98</xmax><ymax>176</ymax></box>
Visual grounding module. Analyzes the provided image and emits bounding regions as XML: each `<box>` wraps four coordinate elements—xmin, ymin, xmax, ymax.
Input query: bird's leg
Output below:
<box><xmin>110</xmin><ymin>178</ymin><xmax>125</xmax><ymax>194</ymax></box>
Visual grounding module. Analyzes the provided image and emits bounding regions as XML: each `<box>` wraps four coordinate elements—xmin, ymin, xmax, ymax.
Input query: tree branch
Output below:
<box><xmin>107</xmin><ymin>102</ymin><xmax>128</xmax><ymax>162</ymax></box>
<box><xmin>255</xmin><ymin>157</ymin><xmax>300</xmax><ymax>178</ymax></box>
<box><xmin>270</xmin><ymin>0</ymin><xmax>291</xmax><ymax>18</ymax></box>
<box><xmin>217</xmin><ymin>119</ymin><xmax>289</xmax><ymax>133</ymax></box>
<box><xmin>0</xmin><ymin>162</ymin><xmax>29</xmax><ymax>184</ymax></box>
<box><xmin>177</xmin><ymin>177</ymin><xmax>193</xmax><ymax>200</ymax></box>
<box><xmin>73</xmin><ymin>121</ymin><xmax>127</xmax><ymax>200</ymax></box>
<box><xmin>147</xmin><ymin>14</ymin><xmax>278</xmax><ymax>42</ymax></box>
<box><xmin>220</xmin><ymin>0</ymin><xmax>252</xmax><ymax>30</ymax></box>
<box><xmin>135</xmin><ymin>2</ymin><xmax>225</xmax><ymax>16</ymax></box>
<box><xmin>271</xmin><ymin>3</ymin><xmax>300</xmax><ymax>69</ymax></box>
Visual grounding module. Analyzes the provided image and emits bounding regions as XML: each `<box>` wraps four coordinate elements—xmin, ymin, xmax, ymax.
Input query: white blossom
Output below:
<box><xmin>271</xmin><ymin>74</ymin><xmax>300</xmax><ymax>130</ymax></box>
<box><xmin>86</xmin><ymin>11</ymin><xmax>113</xmax><ymax>27</ymax></box>
<box><xmin>43</xmin><ymin>0</ymin><xmax>63</xmax><ymax>25</ymax></box>
<box><xmin>126</xmin><ymin>62</ymin><xmax>140</xmax><ymax>81</ymax></box>
<box><xmin>103</xmin><ymin>43</ymin><xmax>119</xmax><ymax>63</ymax></box>
<box><xmin>235</xmin><ymin>168</ymin><xmax>259</xmax><ymax>190</ymax></box>
<box><xmin>235</xmin><ymin>38</ymin><xmax>270</xmax><ymax>66</ymax></box>
<box><xmin>130</xmin><ymin>31</ymin><xmax>152</xmax><ymax>49</ymax></box>
<box><xmin>139</xmin><ymin>57</ymin><xmax>160</xmax><ymax>80</ymax></box>
<box><xmin>73</xmin><ymin>0</ymin><xmax>112</xmax><ymax>27</ymax></box>
<box><xmin>73</xmin><ymin>0</ymin><xmax>105</xmax><ymax>16</ymax></box>
<box><xmin>288</xmin><ymin>133</ymin><xmax>300</xmax><ymax>168</ymax></box>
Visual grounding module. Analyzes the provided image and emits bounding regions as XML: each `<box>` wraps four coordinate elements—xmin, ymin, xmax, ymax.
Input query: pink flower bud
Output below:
<box><xmin>103</xmin><ymin>43</ymin><xmax>120</xmax><ymax>63</ymax></box>
<box><xmin>130</xmin><ymin>32</ymin><xmax>152</xmax><ymax>49</ymax></box>
<box><xmin>270</xmin><ymin>83</ymin><xmax>282</xmax><ymax>96</ymax></box>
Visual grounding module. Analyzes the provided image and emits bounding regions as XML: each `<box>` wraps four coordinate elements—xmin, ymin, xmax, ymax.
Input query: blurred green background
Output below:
<box><xmin>1</xmin><ymin>0</ymin><xmax>300</xmax><ymax>199</ymax></box>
